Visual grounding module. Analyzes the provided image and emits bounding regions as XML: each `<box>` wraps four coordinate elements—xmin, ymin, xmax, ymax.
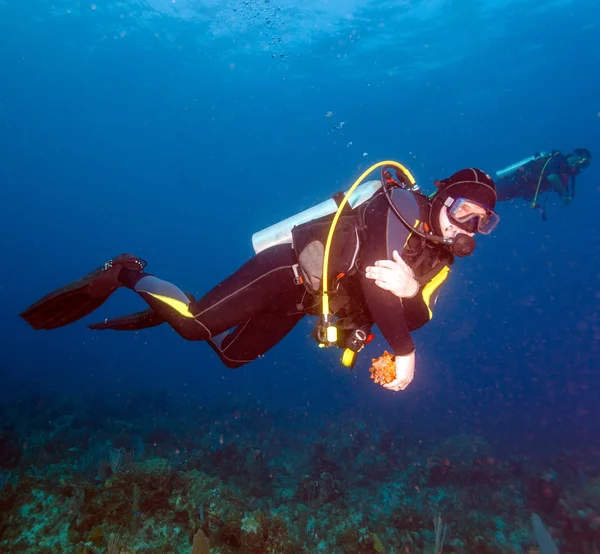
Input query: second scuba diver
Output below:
<box><xmin>494</xmin><ymin>148</ymin><xmax>591</xmax><ymax>220</ymax></box>
<box><xmin>19</xmin><ymin>163</ymin><xmax>500</xmax><ymax>392</ymax></box>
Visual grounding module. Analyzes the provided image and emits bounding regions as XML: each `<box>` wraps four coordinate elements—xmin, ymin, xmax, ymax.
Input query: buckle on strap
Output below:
<box><xmin>292</xmin><ymin>264</ymin><xmax>304</xmax><ymax>285</ymax></box>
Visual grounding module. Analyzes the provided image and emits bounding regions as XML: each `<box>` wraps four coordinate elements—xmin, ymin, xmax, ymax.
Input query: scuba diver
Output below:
<box><xmin>19</xmin><ymin>162</ymin><xmax>499</xmax><ymax>392</ymax></box>
<box><xmin>494</xmin><ymin>148</ymin><xmax>591</xmax><ymax>220</ymax></box>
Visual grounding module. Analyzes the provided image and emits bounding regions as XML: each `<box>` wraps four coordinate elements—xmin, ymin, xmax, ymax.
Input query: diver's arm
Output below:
<box><xmin>358</xmin><ymin>197</ymin><xmax>415</xmax><ymax>356</ymax></box>
<box><xmin>358</xmin><ymin>191</ymin><xmax>419</xmax><ymax>391</ymax></box>
<box><xmin>361</xmin><ymin>256</ymin><xmax>424</xmax><ymax>391</ymax></box>
<box><xmin>360</xmin><ymin>270</ymin><xmax>415</xmax><ymax>356</ymax></box>
<box><xmin>547</xmin><ymin>173</ymin><xmax>571</xmax><ymax>204</ymax></box>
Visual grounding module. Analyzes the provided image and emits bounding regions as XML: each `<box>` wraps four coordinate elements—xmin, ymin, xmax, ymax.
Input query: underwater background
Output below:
<box><xmin>1</xmin><ymin>0</ymin><xmax>600</xmax><ymax>552</ymax></box>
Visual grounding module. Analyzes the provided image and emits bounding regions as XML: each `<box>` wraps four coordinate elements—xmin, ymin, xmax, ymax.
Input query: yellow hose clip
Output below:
<box><xmin>341</xmin><ymin>348</ymin><xmax>357</xmax><ymax>369</ymax></box>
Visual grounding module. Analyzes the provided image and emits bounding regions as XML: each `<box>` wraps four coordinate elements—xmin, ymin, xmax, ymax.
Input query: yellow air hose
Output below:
<box><xmin>320</xmin><ymin>160</ymin><xmax>417</xmax><ymax>345</ymax></box>
<box><xmin>531</xmin><ymin>153</ymin><xmax>558</xmax><ymax>208</ymax></box>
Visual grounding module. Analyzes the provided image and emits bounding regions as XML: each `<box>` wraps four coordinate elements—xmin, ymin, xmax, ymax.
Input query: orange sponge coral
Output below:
<box><xmin>369</xmin><ymin>350</ymin><xmax>396</xmax><ymax>385</ymax></box>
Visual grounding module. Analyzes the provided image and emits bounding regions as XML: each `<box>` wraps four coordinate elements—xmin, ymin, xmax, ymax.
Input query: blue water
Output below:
<box><xmin>1</xmin><ymin>1</ymin><xmax>599</xmax><ymax>551</ymax></box>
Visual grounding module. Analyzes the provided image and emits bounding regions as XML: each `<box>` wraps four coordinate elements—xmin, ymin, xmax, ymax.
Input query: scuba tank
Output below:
<box><xmin>495</xmin><ymin>152</ymin><xmax>549</xmax><ymax>179</ymax></box>
<box><xmin>251</xmin><ymin>180</ymin><xmax>383</xmax><ymax>255</ymax></box>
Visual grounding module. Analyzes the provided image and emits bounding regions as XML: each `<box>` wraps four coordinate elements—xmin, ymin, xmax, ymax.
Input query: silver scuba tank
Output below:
<box><xmin>495</xmin><ymin>152</ymin><xmax>549</xmax><ymax>179</ymax></box>
<box><xmin>251</xmin><ymin>179</ymin><xmax>382</xmax><ymax>255</ymax></box>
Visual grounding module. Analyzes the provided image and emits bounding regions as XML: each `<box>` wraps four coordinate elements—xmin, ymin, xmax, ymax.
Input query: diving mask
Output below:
<box><xmin>576</xmin><ymin>156</ymin><xmax>590</xmax><ymax>170</ymax></box>
<box><xmin>445</xmin><ymin>197</ymin><xmax>500</xmax><ymax>235</ymax></box>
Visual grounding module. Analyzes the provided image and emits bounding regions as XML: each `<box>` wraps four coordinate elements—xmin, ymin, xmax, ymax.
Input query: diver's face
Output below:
<box><xmin>439</xmin><ymin>206</ymin><xmax>475</xmax><ymax>239</ymax></box>
<box><xmin>567</xmin><ymin>154</ymin><xmax>587</xmax><ymax>170</ymax></box>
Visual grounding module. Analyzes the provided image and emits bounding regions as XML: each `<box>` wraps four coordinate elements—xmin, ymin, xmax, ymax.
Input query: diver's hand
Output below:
<box><xmin>365</xmin><ymin>250</ymin><xmax>419</xmax><ymax>299</ymax></box>
<box><xmin>384</xmin><ymin>352</ymin><xmax>416</xmax><ymax>392</ymax></box>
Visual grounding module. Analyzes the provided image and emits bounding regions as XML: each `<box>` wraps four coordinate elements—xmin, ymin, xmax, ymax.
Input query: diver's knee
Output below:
<box><xmin>175</xmin><ymin>322</ymin><xmax>207</xmax><ymax>342</ymax></box>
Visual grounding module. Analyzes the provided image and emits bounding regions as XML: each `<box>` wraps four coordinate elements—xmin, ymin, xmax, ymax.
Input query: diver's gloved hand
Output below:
<box><xmin>365</xmin><ymin>250</ymin><xmax>419</xmax><ymax>299</ymax></box>
<box><xmin>384</xmin><ymin>351</ymin><xmax>416</xmax><ymax>392</ymax></box>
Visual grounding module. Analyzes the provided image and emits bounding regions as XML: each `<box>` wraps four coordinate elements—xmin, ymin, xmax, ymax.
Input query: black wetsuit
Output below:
<box><xmin>117</xmin><ymin>188</ymin><xmax>453</xmax><ymax>368</ymax></box>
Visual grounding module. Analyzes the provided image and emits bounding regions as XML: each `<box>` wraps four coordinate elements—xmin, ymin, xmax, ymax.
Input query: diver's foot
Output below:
<box><xmin>108</xmin><ymin>254</ymin><xmax>148</xmax><ymax>290</ymax></box>
<box><xmin>87</xmin><ymin>254</ymin><xmax>147</xmax><ymax>298</ymax></box>
<box><xmin>105</xmin><ymin>254</ymin><xmax>146</xmax><ymax>272</ymax></box>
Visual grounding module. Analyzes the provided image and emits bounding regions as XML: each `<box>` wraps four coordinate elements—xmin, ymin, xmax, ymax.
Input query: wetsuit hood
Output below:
<box><xmin>429</xmin><ymin>168</ymin><xmax>497</xmax><ymax>236</ymax></box>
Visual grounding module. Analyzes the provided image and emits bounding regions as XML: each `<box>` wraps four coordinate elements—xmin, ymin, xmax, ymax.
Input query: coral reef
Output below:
<box><xmin>0</xmin><ymin>392</ymin><xmax>598</xmax><ymax>553</ymax></box>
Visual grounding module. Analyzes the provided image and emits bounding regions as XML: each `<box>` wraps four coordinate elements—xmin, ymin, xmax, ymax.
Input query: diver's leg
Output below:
<box><xmin>207</xmin><ymin>311</ymin><xmax>305</xmax><ymax>369</ymax></box>
<box><xmin>117</xmin><ymin>244</ymin><xmax>305</xmax><ymax>342</ymax></box>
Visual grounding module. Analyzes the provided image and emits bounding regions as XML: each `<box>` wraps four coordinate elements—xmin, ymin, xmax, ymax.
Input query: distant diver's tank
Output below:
<box><xmin>495</xmin><ymin>152</ymin><xmax>549</xmax><ymax>179</ymax></box>
<box><xmin>251</xmin><ymin>179</ymin><xmax>382</xmax><ymax>255</ymax></box>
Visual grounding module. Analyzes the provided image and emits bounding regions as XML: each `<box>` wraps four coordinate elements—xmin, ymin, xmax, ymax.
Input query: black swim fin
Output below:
<box><xmin>20</xmin><ymin>254</ymin><xmax>146</xmax><ymax>331</ymax></box>
<box><xmin>88</xmin><ymin>308</ymin><xmax>163</xmax><ymax>331</ymax></box>
<box><xmin>88</xmin><ymin>293</ymin><xmax>196</xmax><ymax>332</ymax></box>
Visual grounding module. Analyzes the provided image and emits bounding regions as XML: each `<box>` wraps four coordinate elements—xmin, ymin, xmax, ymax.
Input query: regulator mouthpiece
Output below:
<box><xmin>451</xmin><ymin>234</ymin><xmax>476</xmax><ymax>257</ymax></box>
